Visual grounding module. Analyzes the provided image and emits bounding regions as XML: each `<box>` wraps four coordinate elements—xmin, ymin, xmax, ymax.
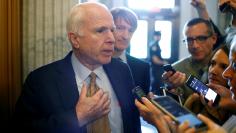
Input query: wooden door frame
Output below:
<box><xmin>0</xmin><ymin>0</ymin><xmax>22</xmax><ymax>128</ymax></box>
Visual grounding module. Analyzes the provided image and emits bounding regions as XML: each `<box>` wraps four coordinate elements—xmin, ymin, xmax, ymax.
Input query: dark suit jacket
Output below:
<box><xmin>126</xmin><ymin>54</ymin><xmax>150</xmax><ymax>94</ymax></box>
<box><xmin>13</xmin><ymin>52</ymin><xmax>141</xmax><ymax>133</ymax></box>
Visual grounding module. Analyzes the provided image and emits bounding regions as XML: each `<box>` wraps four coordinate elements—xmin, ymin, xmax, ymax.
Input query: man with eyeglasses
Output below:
<box><xmin>162</xmin><ymin>18</ymin><xmax>217</xmax><ymax>103</ymax></box>
<box><xmin>190</xmin><ymin>0</ymin><xmax>225</xmax><ymax>50</ymax></box>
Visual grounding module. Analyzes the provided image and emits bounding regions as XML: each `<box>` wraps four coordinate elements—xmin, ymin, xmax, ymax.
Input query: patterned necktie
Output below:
<box><xmin>87</xmin><ymin>72</ymin><xmax>98</xmax><ymax>96</ymax></box>
<box><xmin>86</xmin><ymin>72</ymin><xmax>111</xmax><ymax>133</ymax></box>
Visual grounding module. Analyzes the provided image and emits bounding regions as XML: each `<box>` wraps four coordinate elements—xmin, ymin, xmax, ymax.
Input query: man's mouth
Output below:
<box><xmin>102</xmin><ymin>49</ymin><xmax>114</xmax><ymax>56</ymax></box>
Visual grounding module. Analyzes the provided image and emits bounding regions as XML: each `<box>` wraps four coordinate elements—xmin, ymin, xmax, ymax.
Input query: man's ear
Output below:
<box><xmin>210</xmin><ymin>33</ymin><xmax>217</xmax><ymax>46</ymax></box>
<box><xmin>68</xmin><ymin>32</ymin><xmax>80</xmax><ymax>49</ymax></box>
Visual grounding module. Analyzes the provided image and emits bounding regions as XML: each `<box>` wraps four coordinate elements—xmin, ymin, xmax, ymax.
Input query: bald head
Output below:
<box><xmin>66</xmin><ymin>2</ymin><xmax>111</xmax><ymax>35</ymax></box>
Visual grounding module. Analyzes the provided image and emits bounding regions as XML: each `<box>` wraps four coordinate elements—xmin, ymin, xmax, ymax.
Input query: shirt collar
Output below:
<box><xmin>118</xmin><ymin>51</ymin><xmax>127</xmax><ymax>63</ymax></box>
<box><xmin>71</xmin><ymin>53</ymin><xmax>103</xmax><ymax>83</ymax></box>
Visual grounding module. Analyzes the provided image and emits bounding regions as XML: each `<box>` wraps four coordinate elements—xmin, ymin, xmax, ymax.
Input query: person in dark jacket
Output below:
<box><xmin>111</xmin><ymin>7</ymin><xmax>150</xmax><ymax>94</ymax></box>
<box><xmin>12</xmin><ymin>2</ymin><xmax>141</xmax><ymax>133</ymax></box>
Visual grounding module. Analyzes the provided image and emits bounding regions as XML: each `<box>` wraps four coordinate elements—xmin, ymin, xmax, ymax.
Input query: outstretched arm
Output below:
<box><xmin>190</xmin><ymin>0</ymin><xmax>210</xmax><ymax>20</ymax></box>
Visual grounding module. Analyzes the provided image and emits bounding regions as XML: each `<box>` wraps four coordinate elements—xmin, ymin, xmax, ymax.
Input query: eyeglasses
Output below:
<box><xmin>183</xmin><ymin>34</ymin><xmax>212</xmax><ymax>45</ymax></box>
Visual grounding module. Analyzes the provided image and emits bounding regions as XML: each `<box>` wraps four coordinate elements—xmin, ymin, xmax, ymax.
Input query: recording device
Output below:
<box><xmin>162</xmin><ymin>64</ymin><xmax>176</xmax><ymax>91</ymax></box>
<box><xmin>132</xmin><ymin>86</ymin><xmax>148</xmax><ymax>102</ymax></box>
<box><xmin>152</xmin><ymin>96</ymin><xmax>206</xmax><ymax>130</ymax></box>
<box><xmin>132</xmin><ymin>86</ymin><xmax>206</xmax><ymax>131</ymax></box>
<box><xmin>163</xmin><ymin>64</ymin><xmax>176</xmax><ymax>73</ymax></box>
<box><xmin>185</xmin><ymin>75</ymin><xmax>220</xmax><ymax>106</ymax></box>
<box><xmin>161</xmin><ymin>86</ymin><xmax>183</xmax><ymax>105</ymax></box>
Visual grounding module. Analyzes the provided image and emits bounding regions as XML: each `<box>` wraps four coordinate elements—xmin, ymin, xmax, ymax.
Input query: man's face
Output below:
<box><xmin>113</xmin><ymin>18</ymin><xmax>135</xmax><ymax>52</ymax></box>
<box><xmin>75</xmin><ymin>8</ymin><xmax>115</xmax><ymax>68</ymax></box>
<box><xmin>184</xmin><ymin>23</ymin><xmax>216</xmax><ymax>61</ymax></box>
<box><xmin>154</xmin><ymin>35</ymin><xmax>161</xmax><ymax>42</ymax></box>
<box><xmin>223</xmin><ymin>45</ymin><xmax>236</xmax><ymax>100</ymax></box>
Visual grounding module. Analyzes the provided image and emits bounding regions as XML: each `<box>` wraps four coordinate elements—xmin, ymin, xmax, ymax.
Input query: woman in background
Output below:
<box><xmin>184</xmin><ymin>45</ymin><xmax>231</xmax><ymax>125</ymax></box>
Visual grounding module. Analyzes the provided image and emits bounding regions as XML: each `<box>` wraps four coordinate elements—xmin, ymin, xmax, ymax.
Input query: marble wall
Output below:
<box><xmin>22</xmin><ymin>0</ymin><xmax>79</xmax><ymax>79</ymax></box>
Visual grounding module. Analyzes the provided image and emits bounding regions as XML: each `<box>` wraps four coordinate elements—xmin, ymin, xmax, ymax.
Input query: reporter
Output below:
<box><xmin>135</xmin><ymin>97</ymin><xmax>196</xmax><ymax>133</ymax></box>
<box><xmin>184</xmin><ymin>45</ymin><xmax>231</xmax><ymax>124</ymax></box>
<box><xmin>135</xmin><ymin>96</ymin><xmax>227</xmax><ymax>133</ymax></box>
<box><xmin>207</xmin><ymin>35</ymin><xmax>236</xmax><ymax>113</ymax></box>
<box><xmin>162</xmin><ymin>18</ymin><xmax>217</xmax><ymax>103</ymax></box>
<box><xmin>190</xmin><ymin>0</ymin><xmax>224</xmax><ymax>49</ymax></box>
<box><xmin>223</xmin><ymin>36</ymin><xmax>236</xmax><ymax>101</ymax></box>
<box><xmin>197</xmin><ymin>114</ymin><xmax>227</xmax><ymax>133</ymax></box>
<box><xmin>135</xmin><ymin>36</ymin><xmax>236</xmax><ymax>133</ymax></box>
<box><xmin>207</xmin><ymin>83</ymin><xmax>236</xmax><ymax>114</ymax></box>
<box><xmin>135</xmin><ymin>97</ymin><xmax>172</xmax><ymax>133</ymax></box>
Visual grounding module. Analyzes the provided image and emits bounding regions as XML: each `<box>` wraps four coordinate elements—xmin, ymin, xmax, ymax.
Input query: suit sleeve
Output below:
<box><xmin>12</xmin><ymin>72</ymin><xmax>85</xmax><ymax>133</ymax></box>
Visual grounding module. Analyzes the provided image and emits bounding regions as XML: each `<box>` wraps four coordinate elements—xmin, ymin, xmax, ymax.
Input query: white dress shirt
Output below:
<box><xmin>71</xmin><ymin>53</ymin><xmax>124</xmax><ymax>133</ymax></box>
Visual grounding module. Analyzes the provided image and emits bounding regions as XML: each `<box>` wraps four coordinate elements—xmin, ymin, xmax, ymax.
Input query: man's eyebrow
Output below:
<box><xmin>94</xmin><ymin>26</ymin><xmax>107</xmax><ymax>30</ymax></box>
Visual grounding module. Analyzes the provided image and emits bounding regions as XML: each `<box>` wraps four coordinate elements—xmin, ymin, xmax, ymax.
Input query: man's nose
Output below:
<box><xmin>191</xmin><ymin>40</ymin><xmax>201</xmax><ymax>48</ymax></box>
<box><xmin>108</xmin><ymin>30</ymin><xmax>115</xmax><ymax>42</ymax></box>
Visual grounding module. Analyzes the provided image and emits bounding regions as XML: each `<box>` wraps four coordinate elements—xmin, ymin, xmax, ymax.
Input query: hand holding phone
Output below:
<box><xmin>163</xmin><ymin>64</ymin><xmax>176</xmax><ymax>73</ymax></box>
<box><xmin>162</xmin><ymin>64</ymin><xmax>178</xmax><ymax>90</ymax></box>
<box><xmin>152</xmin><ymin>96</ymin><xmax>206</xmax><ymax>131</ymax></box>
<box><xmin>185</xmin><ymin>75</ymin><xmax>220</xmax><ymax>106</ymax></box>
<box><xmin>132</xmin><ymin>86</ymin><xmax>206</xmax><ymax>131</ymax></box>
<box><xmin>132</xmin><ymin>86</ymin><xmax>148</xmax><ymax>102</ymax></box>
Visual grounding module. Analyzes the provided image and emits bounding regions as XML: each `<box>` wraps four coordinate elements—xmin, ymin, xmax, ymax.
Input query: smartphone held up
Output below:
<box><xmin>185</xmin><ymin>75</ymin><xmax>220</xmax><ymax>106</ymax></box>
<box><xmin>132</xmin><ymin>86</ymin><xmax>206</xmax><ymax>131</ymax></box>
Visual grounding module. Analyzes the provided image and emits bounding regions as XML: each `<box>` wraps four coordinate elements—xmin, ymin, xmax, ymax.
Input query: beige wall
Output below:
<box><xmin>22</xmin><ymin>0</ymin><xmax>79</xmax><ymax>80</ymax></box>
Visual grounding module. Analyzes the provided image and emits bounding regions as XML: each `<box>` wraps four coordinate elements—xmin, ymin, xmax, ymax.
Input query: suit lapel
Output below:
<box><xmin>103</xmin><ymin>60</ymin><xmax>123</xmax><ymax>100</ymax></box>
<box><xmin>103</xmin><ymin>59</ymin><xmax>138</xmax><ymax>132</ymax></box>
<box><xmin>103</xmin><ymin>59</ymin><xmax>135</xmax><ymax>106</ymax></box>
<box><xmin>126</xmin><ymin>53</ymin><xmax>131</xmax><ymax>65</ymax></box>
<box><xmin>56</xmin><ymin>52</ymin><xmax>79</xmax><ymax>109</ymax></box>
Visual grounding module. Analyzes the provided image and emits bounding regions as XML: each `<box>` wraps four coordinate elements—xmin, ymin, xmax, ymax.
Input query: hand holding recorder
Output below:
<box><xmin>133</xmin><ymin>86</ymin><xmax>207</xmax><ymax>132</ymax></box>
<box><xmin>162</xmin><ymin>64</ymin><xmax>186</xmax><ymax>89</ymax></box>
<box><xmin>163</xmin><ymin>64</ymin><xmax>176</xmax><ymax>73</ymax></box>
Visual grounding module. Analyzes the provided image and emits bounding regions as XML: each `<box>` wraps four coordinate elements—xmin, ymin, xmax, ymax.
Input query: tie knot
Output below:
<box><xmin>90</xmin><ymin>72</ymin><xmax>96</xmax><ymax>78</ymax></box>
<box><xmin>89</xmin><ymin>72</ymin><xmax>97</xmax><ymax>83</ymax></box>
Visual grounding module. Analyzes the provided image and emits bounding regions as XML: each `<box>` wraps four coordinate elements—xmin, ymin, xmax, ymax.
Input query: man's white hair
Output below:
<box><xmin>66</xmin><ymin>2</ymin><xmax>108</xmax><ymax>36</ymax></box>
<box><xmin>66</xmin><ymin>4</ymin><xmax>84</xmax><ymax>36</ymax></box>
